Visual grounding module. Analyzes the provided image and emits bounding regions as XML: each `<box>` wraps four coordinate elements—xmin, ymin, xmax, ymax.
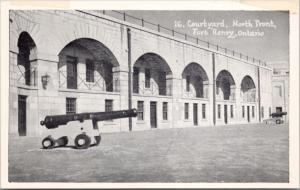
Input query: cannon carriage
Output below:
<box><xmin>40</xmin><ymin>109</ymin><xmax>137</xmax><ymax>149</ymax></box>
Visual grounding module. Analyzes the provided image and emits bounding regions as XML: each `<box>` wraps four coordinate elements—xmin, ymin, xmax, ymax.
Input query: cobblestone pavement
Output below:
<box><xmin>8</xmin><ymin>123</ymin><xmax>289</xmax><ymax>182</ymax></box>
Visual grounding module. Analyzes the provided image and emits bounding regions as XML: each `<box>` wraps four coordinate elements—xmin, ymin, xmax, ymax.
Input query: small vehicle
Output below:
<box><xmin>263</xmin><ymin>111</ymin><xmax>287</xmax><ymax>124</ymax></box>
<box><xmin>40</xmin><ymin>109</ymin><xmax>137</xmax><ymax>149</ymax></box>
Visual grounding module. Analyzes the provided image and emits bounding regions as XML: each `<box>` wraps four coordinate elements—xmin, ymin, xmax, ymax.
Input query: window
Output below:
<box><xmin>186</xmin><ymin>75</ymin><xmax>190</xmax><ymax>92</ymax></box>
<box><xmin>252</xmin><ymin>106</ymin><xmax>255</xmax><ymax>118</ymax></box>
<box><xmin>86</xmin><ymin>59</ymin><xmax>94</xmax><ymax>82</ymax></box>
<box><xmin>137</xmin><ymin>101</ymin><xmax>144</xmax><ymax>120</ymax></box>
<box><xmin>218</xmin><ymin>104</ymin><xmax>221</xmax><ymax>119</ymax></box>
<box><xmin>230</xmin><ymin>105</ymin><xmax>234</xmax><ymax>118</ymax></box>
<box><xmin>242</xmin><ymin>106</ymin><xmax>245</xmax><ymax>118</ymax></box>
<box><xmin>184</xmin><ymin>103</ymin><xmax>189</xmax><ymax>120</ymax></box>
<box><xmin>145</xmin><ymin>68</ymin><xmax>151</xmax><ymax>88</ymax></box>
<box><xmin>202</xmin><ymin>104</ymin><xmax>206</xmax><ymax>119</ymax></box>
<box><xmin>133</xmin><ymin>67</ymin><xmax>139</xmax><ymax>93</ymax></box>
<box><xmin>105</xmin><ymin>99</ymin><xmax>113</xmax><ymax>112</ymax></box>
<box><xmin>163</xmin><ymin>102</ymin><xmax>168</xmax><ymax>120</ymax></box>
<box><xmin>269</xmin><ymin>107</ymin><xmax>271</xmax><ymax>116</ymax></box>
<box><xmin>261</xmin><ymin>107</ymin><xmax>264</xmax><ymax>118</ymax></box>
<box><xmin>66</xmin><ymin>98</ymin><xmax>76</xmax><ymax>114</ymax></box>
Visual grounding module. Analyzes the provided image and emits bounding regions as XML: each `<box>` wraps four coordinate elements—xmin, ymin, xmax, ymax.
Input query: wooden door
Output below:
<box><xmin>18</xmin><ymin>95</ymin><xmax>27</xmax><ymax>136</ymax></box>
<box><xmin>150</xmin><ymin>101</ymin><xmax>157</xmax><ymax>128</ymax></box>
<box><xmin>193</xmin><ymin>103</ymin><xmax>198</xmax><ymax>126</ymax></box>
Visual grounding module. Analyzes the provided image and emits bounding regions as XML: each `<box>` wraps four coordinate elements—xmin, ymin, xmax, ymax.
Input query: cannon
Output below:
<box><xmin>263</xmin><ymin>111</ymin><xmax>287</xmax><ymax>124</ymax></box>
<box><xmin>269</xmin><ymin>111</ymin><xmax>287</xmax><ymax>124</ymax></box>
<box><xmin>40</xmin><ymin>109</ymin><xmax>137</xmax><ymax>149</ymax></box>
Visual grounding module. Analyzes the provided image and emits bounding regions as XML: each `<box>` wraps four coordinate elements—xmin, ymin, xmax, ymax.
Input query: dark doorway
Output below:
<box><xmin>18</xmin><ymin>95</ymin><xmax>27</xmax><ymax>136</ymax></box>
<box><xmin>224</xmin><ymin>104</ymin><xmax>228</xmax><ymax>124</ymax></box>
<box><xmin>247</xmin><ymin>106</ymin><xmax>250</xmax><ymax>122</ymax></box>
<box><xmin>67</xmin><ymin>56</ymin><xmax>77</xmax><ymax>89</ymax></box>
<box><xmin>193</xmin><ymin>103</ymin><xmax>198</xmax><ymax>126</ymax></box>
<box><xmin>276</xmin><ymin>107</ymin><xmax>282</xmax><ymax>113</ymax></box>
<box><xmin>150</xmin><ymin>101</ymin><xmax>157</xmax><ymax>128</ymax></box>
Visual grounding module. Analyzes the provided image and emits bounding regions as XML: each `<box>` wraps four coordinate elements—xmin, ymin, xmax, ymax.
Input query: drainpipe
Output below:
<box><xmin>127</xmin><ymin>28</ymin><xmax>133</xmax><ymax>131</ymax></box>
<box><xmin>257</xmin><ymin>66</ymin><xmax>261</xmax><ymax>122</ymax></box>
<box><xmin>212</xmin><ymin>53</ymin><xmax>216</xmax><ymax>125</ymax></box>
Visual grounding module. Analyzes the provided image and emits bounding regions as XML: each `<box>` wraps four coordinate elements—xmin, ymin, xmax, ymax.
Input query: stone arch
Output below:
<box><xmin>241</xmin><ymin>75</ymin><xmax>256</xmax><ymax>102</ymax></box>
<box><xmin>17</xmin><ymin>31</ymin><xmax>37</xmax><ymax>86</ymax></box>
<box><xmin>58</xmin><ymin>38</ymin><xmax>120</xmax><ymax>92</ymax></box>
<box><xmin>216</xmin><ymin>70</ymin><xmax>236</xmax><ymax>100</ymax></box>
<box><xmin>182</xmin><ymin>62</ymin><xmax>209</xmax><ymax>98</ymax></box>
<box><xmin>133</xmin><ymin>52</ymin><xmax>173</xmax><ymax>96</ymax></box>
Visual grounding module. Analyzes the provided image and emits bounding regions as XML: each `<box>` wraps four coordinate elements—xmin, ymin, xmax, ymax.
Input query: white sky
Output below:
<box><xmin>123</xmin><ymin>11</ymin><xmax>289</xmax><ymax>64</ymax></box>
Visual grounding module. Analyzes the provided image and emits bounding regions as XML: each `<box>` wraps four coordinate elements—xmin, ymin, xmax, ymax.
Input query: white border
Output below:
<box><xmin>1</xmin><ymin>0</ymin><xmax>299</xmax><ymax>188</ymax></box>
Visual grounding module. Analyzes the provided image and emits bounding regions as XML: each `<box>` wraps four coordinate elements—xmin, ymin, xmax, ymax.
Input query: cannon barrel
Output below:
<box><xmin>40</xmin><ymin>109</ymin><xmax>137</xmax><ymax>129</ymax></box>
<box><xmin>270</xmin><ymin>112</ymin><xmax>287</xmax><ymax>118</ymax></box>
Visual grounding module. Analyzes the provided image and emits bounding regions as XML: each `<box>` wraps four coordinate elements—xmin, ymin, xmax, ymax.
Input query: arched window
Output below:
<box><xmin>216</xmin><ymin>70</ymin><xmax>236</xmax><ymax>100</ymax></box>
<box><xmin>182</xmin><ymin>62</ymin><xmax>209</xmax><ymax>98</ymax></box>
<box><xmin>58</xmin><ymin>38</ymin><xmax>119</xmax><ymax>92</ymax></box>
<box><xmin>241</xmin><ymin>75</ymin><xmax>256</xmax><ymax>102</ymax></box>
<box><xmin>133</xmin><ymin>53</ymin><xmax>172</xmax><ymax>96</ymax></box>
<box><xmin>17</xmin><ymin>32</ymin><xmax>37</xmax><ymax>86</ymax></box>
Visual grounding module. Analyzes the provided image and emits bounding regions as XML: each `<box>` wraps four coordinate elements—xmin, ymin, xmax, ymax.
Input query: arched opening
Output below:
<box><xmin>133</xmin><ymin>53</ymin><xmax>172</xmax><ymax>96</ymax></box>
<box><xmin>182</xmin><ymin>62</ymin><xmax>209</xmax><ymax>98</ymax></box>
<box><xmin>58</xmin><ymin>38</ymin><xmax>119</xmax><ymax>92</ymax></box>
<box><xmin>241</xmin><ymin>75</ymin><xmax>256</xmax><ymax>102</ymax></box>
<box><xmin>17</xmin><ymin>32</ymin><xmax>37</xmax><ymax>86</ymax></box>
<box><xmin>216</xmin><ymin>70</ymin><xmax>236</xmax><ymax>100</ymax></box>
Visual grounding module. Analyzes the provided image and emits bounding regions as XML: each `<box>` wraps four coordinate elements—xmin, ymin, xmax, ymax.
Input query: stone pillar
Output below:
<box><xmin>203</xmin><ymin>80</ymin><xmax>209</xmax><ymax>99</ymax></box>
<box><xmin>118</xmin><ymin>69</ymin><xmax>130</xmax><ymax>131</ymax></box>
<box><xmin>37</xmin><ymin>52</ymin><xmax>61</xmax><ymax>136</ymax></box>
<box><xmin>172</xmin><ymin>77</ymin><xmax>183</xmax><ymax>128</ymax></box>
<box><xmin>139</xmin><ymin>67</ymin><xmax>145</xmax><ymax>94</ymax></box>
<box><xmin>112</xmin><ymin>67</ymin><xmax>121</xmax><ymax>92</ymax></box>
<box><xmin>9</xmin><ymin>51</ymin><xmax>19</xmax><ymax>135</ymax></box>
<box><xmin>166</xmin><ymin>73</ymin><xmax>173</xmax><ymax>96</ymax></box>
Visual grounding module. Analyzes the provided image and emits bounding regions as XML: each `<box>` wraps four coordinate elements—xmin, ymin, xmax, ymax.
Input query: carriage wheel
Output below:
<box><xmin>42</xmin><ymin>136</ymin><xmax>55</xmax><ymax>149</ymax></box>
<box><xmin>74</xmin><ymin>134</ymin><xmax>91</xmax><ymax>149</ymax></box>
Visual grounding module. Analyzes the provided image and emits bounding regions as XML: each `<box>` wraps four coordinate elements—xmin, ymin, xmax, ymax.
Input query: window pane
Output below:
<box><xmin>137</xmin><ymin>101</ymin><xmax>144</xmax><ymax>120</ymax></box>
<box><xmin>218</xmin><ymin>104</ymin><xmax>221</xmax><ymax>118</ymax></box>
<box><xmin>186</xmin><ymin>75</ymin><xmax>190</xmax><ymax>92</ymax></box>
<box><xmin>105</xmin><ymin>99</ymin><xmax>113</xmax><ymax>112</ymax></box>
<box><xmin>66</xmin><ymin>98</ymin><xmax>76</xmax><ymax>114</ymax></box>
<box><xmin>252</xmin><ymin>106</ymin><xmax>255</xmax><ymax>118</ymax></box>
<box><xmin>230</xmin><ymin>105</ymin><xmax>234</xmax><ymax>118</ymax></box>
<box><xmin>242</xmin><ymin>106</ymin><xmax>245</xmax><ymax>118</ymax></box>
<box><xmin>202</xmin><ymin>104</ymin><xmax>206</xmax><ymax>119</ymax></box>
<box><xmin>86</xmin><ymin>59</ymin><xmax>94</xmax><ymax>82</ymax></box>
<box><xmin>133</xmin><ymin>67</ymin><xmax>139</xmax><ymax>93</ymax></box>
<box><xmin>184</xmin><ymin>103</ymin><xmax>189</xmax><ymax>119</ymax></box>
<box><xmin>163</xmin><ymin>102</ymin><xmax>168</xmax><ymax>120</ymax></box>
<box><xmin>145</xmin><ymin>68</ymin><xmax>151</xmax><ymax>88</ymax></box>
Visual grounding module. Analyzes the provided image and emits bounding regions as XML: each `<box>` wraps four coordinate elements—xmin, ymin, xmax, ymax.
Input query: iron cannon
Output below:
<box><xmin>41</xmin><ymin>109</ymin><xmax>137</xmax><ymax>149</ymax></box>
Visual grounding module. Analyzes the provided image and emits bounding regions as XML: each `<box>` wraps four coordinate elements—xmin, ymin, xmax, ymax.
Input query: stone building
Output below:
<box><xmin>9</xmin><ymin>10</ymin><xmax>273</xmax><ymax>136</ymax></box>
<box><xmin>270</xmin><ymin>61</ymin><xmax>289</xmax><ymax>123</ymax></box>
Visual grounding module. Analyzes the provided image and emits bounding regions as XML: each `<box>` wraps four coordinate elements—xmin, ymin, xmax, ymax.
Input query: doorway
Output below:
<box><xmin>193</xmin><ymin>103</ymin><xmax>198</xmax><ymax>126</ymax></box>
<box><xmin>247</xmin><ymin>106</ymin><xmax>250</xmax><ymax>122</ymax></box>
<box><xmin>224</xmin><ymin>104</ymin><xmax>228</xmax><ymax>124</ymax></box>
<box><xmin>18</xmin><ymin>95</ymin><xmax>27</xmax><ymax>136</ymax></box>
<box><xmin>150</xmin><ymin>101</ymin><xmax>157</xmax><ymax>128</ymax></box>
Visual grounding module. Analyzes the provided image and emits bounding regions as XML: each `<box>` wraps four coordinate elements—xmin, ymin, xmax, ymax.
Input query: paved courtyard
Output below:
<box><xmin>8</xmin><ymin>123</ymin><xmax>289</xmax><ymax>182</ymax></box>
